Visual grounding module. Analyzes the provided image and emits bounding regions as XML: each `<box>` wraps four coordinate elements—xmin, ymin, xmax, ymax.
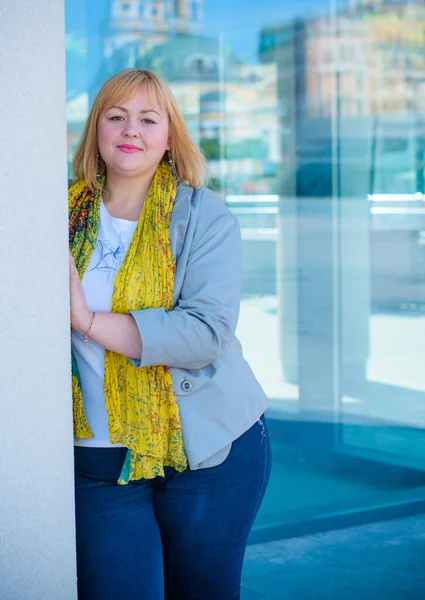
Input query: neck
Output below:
<box><xmin>102</xmin><ymin>172</ymin><xmax>154</xmax><ymax>221</ymax></box>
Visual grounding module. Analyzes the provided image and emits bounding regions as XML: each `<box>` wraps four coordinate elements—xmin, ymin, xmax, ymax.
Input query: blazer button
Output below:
<box><xmin>181</xmin><ymin>380</ymin><xmax>192</xmax><ymax>392</ymax></box>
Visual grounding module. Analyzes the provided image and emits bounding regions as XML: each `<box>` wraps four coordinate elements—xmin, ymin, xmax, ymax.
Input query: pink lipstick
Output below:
<box><xmin>117</xmin><ymin>144</ymin><xmax>142</xmax><ymax>154</ymax></box>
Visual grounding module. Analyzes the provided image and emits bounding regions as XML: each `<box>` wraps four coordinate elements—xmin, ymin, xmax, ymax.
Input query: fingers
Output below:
<box><xmin>69</xmin><ymin>254</ymin><xmax>79</xmax><ymax>276</ymax></box>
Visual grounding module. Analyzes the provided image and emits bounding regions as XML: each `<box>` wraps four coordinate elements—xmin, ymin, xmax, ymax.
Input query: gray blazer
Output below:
<box><xmin>130</xmin><ymin>184</ymin><xmax>268</xmax><ymax>469</ymax></box>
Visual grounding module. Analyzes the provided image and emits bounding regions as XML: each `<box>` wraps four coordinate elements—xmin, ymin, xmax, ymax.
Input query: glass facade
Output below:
<box><xmin>65</xmin><ymin>0</ymin><xmax>425</xmax><ymax>549</ymax></box>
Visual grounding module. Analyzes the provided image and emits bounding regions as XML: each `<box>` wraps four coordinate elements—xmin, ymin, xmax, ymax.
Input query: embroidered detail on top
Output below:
<box><xmin>88</xmin><ymin>237</ymin><xmax>129</xmax><ymax>282</ymax></box>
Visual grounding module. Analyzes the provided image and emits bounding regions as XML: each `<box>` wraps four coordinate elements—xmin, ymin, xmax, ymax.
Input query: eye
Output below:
<box><xmin>109</xmin><ymin>115</ymin><xmax>124</xmax><ymax>121</ymax></box>
<box><xmin>142</xmin><ymin>118</ymin><xmax>156</xmax><ymax>124</ymax></box>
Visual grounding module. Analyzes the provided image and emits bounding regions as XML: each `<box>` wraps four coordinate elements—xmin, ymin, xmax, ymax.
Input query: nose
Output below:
<box><xmin>122</xmin><ymin>120</ymin><xmax>139</xmax><ymax>138</ymax></box>
<box><xmin>124</xmin><ymin>131</ymin><xmax>138</xmax><ymax>139</ymax></box>
<box><xmin>124</xmin><ymin>130</ymin><xmax>138</xmax><ymax>139</ymax></box>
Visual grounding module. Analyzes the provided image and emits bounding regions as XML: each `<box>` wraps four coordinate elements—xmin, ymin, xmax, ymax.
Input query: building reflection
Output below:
<box><xmin>258</xmin><ymin>0</ymin><xmax>425</xmax><ymax>312</ymax></box>
<box><xmin>65</xmin><ymin>0</ymin><xmax>425</xmax><ymax>541</ymax></box>
<box><xmin>67</xmin><ymin>0</ymin><xmax>280</xmax><ymax>197</ymax></box>
<box><xmin>260</xmin><ymin>0</ymin><xmax>425</xmax><ymax>118</ymax></box>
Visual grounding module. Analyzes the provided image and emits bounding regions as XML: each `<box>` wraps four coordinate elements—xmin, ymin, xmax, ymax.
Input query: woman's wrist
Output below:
<box><xmin>72</xmin><ymin>307</ymin><xmax>94</xmax><ymax>336</ymax></box>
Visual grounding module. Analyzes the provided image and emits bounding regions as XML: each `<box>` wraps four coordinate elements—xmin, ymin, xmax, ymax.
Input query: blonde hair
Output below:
<box><xmin>72</xmin><ymin>69</ymin><xmax>207</xmax><ymax>192</ymax></box>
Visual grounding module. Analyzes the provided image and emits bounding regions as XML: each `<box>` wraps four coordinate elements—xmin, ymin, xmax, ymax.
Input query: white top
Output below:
<box><xmin>72</xmin><ymin>197</ymin><xmax>232</xmax><ymax>468</ymax></box>
<box><xmin>73</xmin><ymin>201</ymin><xmax>138</xmax><ymax>447</ymax></box>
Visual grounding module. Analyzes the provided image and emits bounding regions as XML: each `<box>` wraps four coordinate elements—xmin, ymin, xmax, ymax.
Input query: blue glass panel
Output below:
<box><xmin>65</xmin><ymin>0</ymin><xmax>425</xmax><ymax>557</ymax></box>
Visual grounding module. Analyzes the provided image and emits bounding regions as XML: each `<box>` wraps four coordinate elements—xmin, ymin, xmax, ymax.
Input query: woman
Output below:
<box><xmin>69</xmin><ymin>68</ymin><xmax>271</xmax><ymax>600</ymax></box>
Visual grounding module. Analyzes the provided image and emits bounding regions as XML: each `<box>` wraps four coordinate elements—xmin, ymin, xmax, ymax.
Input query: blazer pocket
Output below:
<box><xmin>168</xmin><ymin>363</ymin><xmax>217</xmax><ymax>396</ymax></box>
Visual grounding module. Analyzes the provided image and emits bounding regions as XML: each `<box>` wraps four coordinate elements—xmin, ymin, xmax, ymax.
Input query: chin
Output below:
<box><xmin>109</xmin><ymin>161</ymin><xmax>145</xmax><ymax>174</ymax></box>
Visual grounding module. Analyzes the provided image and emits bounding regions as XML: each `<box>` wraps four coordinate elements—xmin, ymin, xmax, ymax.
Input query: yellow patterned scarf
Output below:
<box><xmin>69</xmin><ymin>160</ymin><xmax>187</xmax><ymax>484</ymax></box>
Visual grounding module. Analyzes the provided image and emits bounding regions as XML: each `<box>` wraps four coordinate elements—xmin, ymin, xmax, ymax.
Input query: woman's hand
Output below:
<box><xmin>69</xmin><ymin>254</ymin><xmax>91</xmax><ymax>334</ymax></box>
<box><xmin>68</xmin><ymin>254</ymin><xmax>142</xmax><ymax>358</ymax></box>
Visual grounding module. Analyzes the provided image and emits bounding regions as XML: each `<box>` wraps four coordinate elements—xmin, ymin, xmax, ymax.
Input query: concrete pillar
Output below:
<box><xmin>0</xmin><ymin>1</ymin><xmax>77</xmax><ymax>598</ymax></box>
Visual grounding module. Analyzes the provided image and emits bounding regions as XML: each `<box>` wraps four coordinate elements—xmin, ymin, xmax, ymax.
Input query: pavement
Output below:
<box><xmin>241</xmin><ymin>514</ymin><xmax>425</xmax><ymax>599</ymax></box>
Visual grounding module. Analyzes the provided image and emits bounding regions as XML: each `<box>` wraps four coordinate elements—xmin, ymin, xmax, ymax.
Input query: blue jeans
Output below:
<box><xmin>74</xmin><ymin>417</ymin><xmax>271</xmax><ymax>600</ymax></box>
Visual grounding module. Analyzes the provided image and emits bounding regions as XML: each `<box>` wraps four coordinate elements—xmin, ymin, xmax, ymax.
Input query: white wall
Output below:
<box><xmin>0</xmin><ymin>1</ymin><xmax>77</xmax><ymax>598</ymax></box>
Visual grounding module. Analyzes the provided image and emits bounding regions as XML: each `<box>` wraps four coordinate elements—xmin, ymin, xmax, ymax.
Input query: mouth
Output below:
<box><xmin>117</xmin><ymin>144</ymin><xmax>143</xmax><ymax>154</ymax></box>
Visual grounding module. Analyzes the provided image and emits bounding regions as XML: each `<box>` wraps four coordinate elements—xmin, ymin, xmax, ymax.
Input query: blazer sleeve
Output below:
<box><xmin>130</xmin><ymin>210</ymin><xmax>242</xmax><ymax>369</ymax></box>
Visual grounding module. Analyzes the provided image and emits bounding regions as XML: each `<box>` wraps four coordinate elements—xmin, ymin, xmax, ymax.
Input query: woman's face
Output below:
<box><xmin>97</xmin><ymin>88</ymin><xmax>170</xmax><ymax>180</ymax></box>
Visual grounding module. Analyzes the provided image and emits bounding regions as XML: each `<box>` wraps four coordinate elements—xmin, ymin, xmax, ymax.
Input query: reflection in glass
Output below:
<box><xmin>66</xmin><ymin>0</ymin><xmax>425</xmax><ymax>547</ymax></box>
